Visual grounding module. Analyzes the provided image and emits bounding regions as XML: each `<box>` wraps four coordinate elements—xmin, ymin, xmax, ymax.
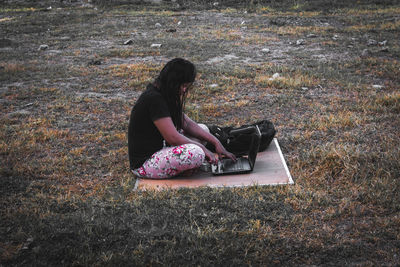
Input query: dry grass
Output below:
<box><xmin>255</xmin><ymin>72</ymin><xmax>318</xmax><ymax>90</ymax></box>
<box><xmin>268</xmin><ymin>25</ymin><xmax>334</xmax><ymax>36</ymax></box>
<box><xmin>346</xmin><ymin>20</ymin><xmax>400</xmax><ymax>32</ymax></box>
<box><xmin>343</xmin><ymin>6</ymin><xmax>400</xmax><ymax>15</ymax></box>
<box><xmin>254</xmin><ymin>63</ymin><xmax>320</xmax><ymax>91</ymax></box>
<box><xmin>107</xmin><ymin>63</ymin><xmax>159</xmax><ymax>88</ymax></box>
<box><xmin>0</xmin><ymin>63</ymin><xmax>26</xmax><ymax>74</ymax></box>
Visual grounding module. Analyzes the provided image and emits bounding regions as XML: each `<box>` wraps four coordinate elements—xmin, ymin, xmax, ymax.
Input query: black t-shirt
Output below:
<box><xmin>128</xmin><ymin>84</ymin><xmax>171</xmax><ymax>169</ymax></box>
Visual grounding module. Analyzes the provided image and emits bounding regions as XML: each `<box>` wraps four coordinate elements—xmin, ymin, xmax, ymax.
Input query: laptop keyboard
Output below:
<box><xmin>222</xmin><ymin>158</ymin><xmax>243</xmax><ymax>171</ymax></box>
<box><xmin>212</xmin><ymin>157</ymin><xmax>251</xmax><ymax>173</ymax></box>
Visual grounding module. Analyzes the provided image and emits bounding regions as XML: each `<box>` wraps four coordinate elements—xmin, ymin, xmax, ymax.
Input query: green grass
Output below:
<box><xmin>1</xmin><ymin>0</ymin><xmax>400</xmax><ymax>265</ymax></box>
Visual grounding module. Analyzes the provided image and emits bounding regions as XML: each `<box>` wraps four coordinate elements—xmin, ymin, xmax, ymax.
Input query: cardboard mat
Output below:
<box><xmin>134</xmin><ymin>138</ymin><xmax>293</xmax><ymax>190</ymax></box>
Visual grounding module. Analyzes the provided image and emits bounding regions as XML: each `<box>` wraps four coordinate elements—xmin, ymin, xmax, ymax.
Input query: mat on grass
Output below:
<box><xmin>134</xmin><ymin>138</ymin><xmax>293</xmax><ymax>190</ymax></box>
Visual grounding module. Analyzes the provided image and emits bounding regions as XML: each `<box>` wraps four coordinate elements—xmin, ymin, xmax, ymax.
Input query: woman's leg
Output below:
<box><xmin>133</xmin><ymin>144</ymin><xmax>205</xmax><ymax>179</ymax></box>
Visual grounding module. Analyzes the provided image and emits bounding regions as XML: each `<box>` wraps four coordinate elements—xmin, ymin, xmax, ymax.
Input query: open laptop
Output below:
<box><xmin>211</xmin><ymin>125</ymin><xmax>261</xmax><ymax>175</ymax></box>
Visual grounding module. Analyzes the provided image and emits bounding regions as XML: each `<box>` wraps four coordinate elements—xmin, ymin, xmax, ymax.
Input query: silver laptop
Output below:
<box><xmin>211</xmin><ymin>125</ymin><xmax>261</xmax><ymax>175</ymax></box>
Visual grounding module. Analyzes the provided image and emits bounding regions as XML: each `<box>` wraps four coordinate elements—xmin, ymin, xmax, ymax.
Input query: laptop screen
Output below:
<box><xmin>248</xmin><ymin>125</ymin><xmax>261</xmax><ymax>169</ymax></box>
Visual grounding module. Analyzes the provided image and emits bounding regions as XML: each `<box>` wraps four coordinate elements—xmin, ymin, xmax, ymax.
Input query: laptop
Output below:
<box><xmin>211</xmin><ymin>125</ymin><xmax>261</xmax><ymax>175</ymax></box>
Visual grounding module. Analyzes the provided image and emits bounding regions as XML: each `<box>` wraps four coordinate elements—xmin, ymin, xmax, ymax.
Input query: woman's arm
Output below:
<box><xmin>153</xmin><ymin>117</ymin><xmax>218</xmax><ymax>163</ymax></box>
<box><xmin>182</xmin><ymin>114</ymin><xmax>236</xmax><ymax>161</ymax></box>
<box><xmin>182</xmin><ymin>114</ymin><xmax>217</xmax><ymax>145</ymax></box>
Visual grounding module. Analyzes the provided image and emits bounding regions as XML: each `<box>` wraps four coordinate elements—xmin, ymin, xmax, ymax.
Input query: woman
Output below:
<box><xmin>128</xmin><ymin>58</ymin><xmax>235</xmax><ymax>179</ymax></box>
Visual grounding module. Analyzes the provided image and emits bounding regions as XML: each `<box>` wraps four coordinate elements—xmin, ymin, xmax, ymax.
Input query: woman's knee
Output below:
<box><xmin>184</xmin><ymin>144</ymin><xmax>205</xmax><ymax>164</ymax></box>
<box><xmin>198</xmin><ymin>123</ymin><xmax>209</xmax><ymax>133</ymax></box>
<box><xmin>138</xmin><ymin>144</ymin><xmax>205</xmax><ymax>179</ymax></box>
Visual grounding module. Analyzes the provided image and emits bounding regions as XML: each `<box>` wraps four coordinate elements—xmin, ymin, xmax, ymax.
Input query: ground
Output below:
<box><xmin>0</xmin><ymin>0</ymin><xmax>399</xmax><ymax>265</ymax></box>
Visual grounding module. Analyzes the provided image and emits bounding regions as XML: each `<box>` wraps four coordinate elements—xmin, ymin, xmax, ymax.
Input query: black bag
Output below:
<box><xmin>207</xmin><ymin>120</ymin><xmax>276</xmax><ymax>156</ymax></box>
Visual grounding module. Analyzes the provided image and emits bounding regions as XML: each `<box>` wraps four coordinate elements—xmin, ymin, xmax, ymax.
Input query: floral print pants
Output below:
<box><xmin>132</xmin><ymin>144</ymin><xmax>205</xmax><ymax>179</ymax></box>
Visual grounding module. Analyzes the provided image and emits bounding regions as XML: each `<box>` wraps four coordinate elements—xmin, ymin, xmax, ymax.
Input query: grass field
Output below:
<box><xmin>1</xmin><ymin>0</ymin><xmax>399</xmax><ymax>265</ymax></box>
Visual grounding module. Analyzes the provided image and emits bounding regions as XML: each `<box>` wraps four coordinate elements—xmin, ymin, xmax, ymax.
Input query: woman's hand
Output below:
<box><xmin>215</xmin><ymin>141</ymin><xmax>237</xmax><ymax>162</ymax></box>
<box><xmin>203</xmin><ymin>146</ymin><xmax>218</xmax><ymax>164</ymax></box>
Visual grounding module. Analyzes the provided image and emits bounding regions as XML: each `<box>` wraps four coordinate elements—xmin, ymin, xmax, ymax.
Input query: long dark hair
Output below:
<box><xmin>154</xmin><ymin>58</ymin><xmax>196</xmax><ymax>130</ymax></box>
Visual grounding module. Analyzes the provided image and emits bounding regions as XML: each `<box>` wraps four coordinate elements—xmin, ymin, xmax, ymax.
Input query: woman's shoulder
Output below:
<box><xmin>141</xmin><ymin>83</ymin><xmax>161</xmax><ymax>97</ymax></box>
<box><xmin>136</xmin><ymin>83</ymin><xmax>164</xmax><ymax>105</ymax></box>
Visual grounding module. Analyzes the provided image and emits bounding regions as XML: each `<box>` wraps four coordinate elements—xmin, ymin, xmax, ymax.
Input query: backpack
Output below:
<box><xmin>206</xmin><ymin>120</ymin><xmax>276</xmax><ymax>156</ymax></box>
